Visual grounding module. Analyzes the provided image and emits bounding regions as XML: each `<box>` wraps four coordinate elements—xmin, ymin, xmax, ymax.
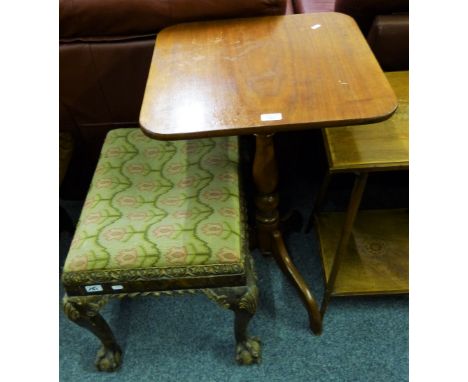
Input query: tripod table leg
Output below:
<box><xmin>252</xmin><ymin>133</ymin><xmax>322</xmax><ymax>334</ymax></box>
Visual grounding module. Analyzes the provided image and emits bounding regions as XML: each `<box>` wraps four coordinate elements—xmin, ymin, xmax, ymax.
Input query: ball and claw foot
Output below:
<box><xmin>95</xmin><ymin>345</ymin><xmax>122</xmax><ymax>372</ymax></box>
<box><xmin>236</xmin><ymin>337</ymin><xmax>261</xmax><ymax>365</ymax></box>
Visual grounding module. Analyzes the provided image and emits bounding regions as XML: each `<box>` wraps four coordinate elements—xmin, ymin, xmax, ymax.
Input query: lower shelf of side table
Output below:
<box><xmin>315</xmin><ymin>209</ymin><xmax>409</xmax><ymax>296</ymax></box>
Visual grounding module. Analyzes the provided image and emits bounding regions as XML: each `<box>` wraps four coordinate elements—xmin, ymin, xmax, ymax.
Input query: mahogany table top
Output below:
<box><xmin>140</xmin><ymin>13</ymin><xmax>397</xmax><ymax>140</ymax></box>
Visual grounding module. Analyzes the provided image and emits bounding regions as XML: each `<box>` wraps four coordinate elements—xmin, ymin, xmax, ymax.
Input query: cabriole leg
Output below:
<box><xmin>232</xmin><ymin>279</ymin><xmax>261</xmax><ymax>365</ymax></box>
<box><xmin>204</xmin><ymin>256</ymin><xmax>261</xmax><ymax>365</ymax></box>
<box><xmin>63</xmin><ymin>295</ymin><xmax>122</xmax><ymax>372</ymax></box>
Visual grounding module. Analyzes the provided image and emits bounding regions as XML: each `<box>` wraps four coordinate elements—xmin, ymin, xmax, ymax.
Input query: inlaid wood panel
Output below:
<box><xmin>316</xmin><ymin>209</ymin><xmax>409</xmax><ymax>296</ymax></box>
<box><xmin>140</xmin><ymin>13</ymin><xmax>397</xmax><ymax>139</ymax></box>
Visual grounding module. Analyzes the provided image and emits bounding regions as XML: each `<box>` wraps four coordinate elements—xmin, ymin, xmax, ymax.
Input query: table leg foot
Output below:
<box><xmin>271</xmin><ymin>230</ymin><xmax>323</xmax><ymax>335</ymax></box>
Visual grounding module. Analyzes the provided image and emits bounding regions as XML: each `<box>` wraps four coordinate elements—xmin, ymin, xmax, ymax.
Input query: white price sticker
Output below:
<box><xmin>85</xmin><ymin>285</ymin><xmax>103</xmax><ymax>293</ymax></box>
<box><xmin>260</xmin><ymin>113</ymin><xmax>283</xmax><ymax>122</ymax></box>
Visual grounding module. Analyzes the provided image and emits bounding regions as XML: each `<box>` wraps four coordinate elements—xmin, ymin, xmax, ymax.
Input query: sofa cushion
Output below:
<box><xmin>60</xmin><ymin>0</ymin><xmax>288</xmax><ymax>40</ymax></box>
<box><xmin>292</xmin><ymin>0</ymin><xmax>335</xmax><ymax>14</ymax></box>
<box><xmin>62</xmin><ymin>129</ymin><xmax>247</xmax><ymax>294</ymax></box>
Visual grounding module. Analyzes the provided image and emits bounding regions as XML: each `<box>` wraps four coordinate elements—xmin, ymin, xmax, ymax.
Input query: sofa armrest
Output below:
<box><xmin>367</xmin><ymin>14</ymin><xmax>409</xmax><ymax>71</ymax></box>
<box><xmin>334</xmin><ymin>0</ymin><xmax>409</xmax><ymax>35</ymax></box>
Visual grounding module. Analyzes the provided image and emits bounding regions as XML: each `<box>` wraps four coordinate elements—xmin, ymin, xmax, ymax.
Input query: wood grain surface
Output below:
<box><xmin>316</xmin><ymin>209</ymin><xmax>409</xmax><ymax>296</ymax></box>
<box><xmin>140</xmin><ymin>13</ymin><xmax>397</xmax><ymax>139</ymax></box>
<box><xmin>323</xmin><ymin>71</ymin><xmax>409</xmax><ymax>172</ymax></box>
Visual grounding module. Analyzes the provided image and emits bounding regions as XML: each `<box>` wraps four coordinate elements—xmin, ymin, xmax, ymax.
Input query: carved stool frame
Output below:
<box><xmin>62</xmin><ymin>255</ymin><xmax>260</xmax><ymax>371</ymax></box>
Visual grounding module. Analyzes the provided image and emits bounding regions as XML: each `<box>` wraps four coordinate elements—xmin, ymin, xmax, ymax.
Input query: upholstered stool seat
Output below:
<box><xmin>62</xmin><ymin>129</ymin><xmax>260</xmax><ymax>371</ymax></box>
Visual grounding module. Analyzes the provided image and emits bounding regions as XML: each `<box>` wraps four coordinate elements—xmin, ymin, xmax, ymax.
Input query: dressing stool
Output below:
<box><xmin>61</xmin><ymin>128</ymin><xmax>260</xmax><ymax>371</ymax></box>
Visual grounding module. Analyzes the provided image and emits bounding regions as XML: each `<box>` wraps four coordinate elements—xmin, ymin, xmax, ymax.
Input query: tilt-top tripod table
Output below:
<box><xmin>140</xmin><ymin>13</ymin><xmax>397</xmax><ymax>334</ymax></box>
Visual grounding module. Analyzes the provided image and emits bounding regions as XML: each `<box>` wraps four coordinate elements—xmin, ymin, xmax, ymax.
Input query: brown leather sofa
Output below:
<box><xmin>293</xmin><ymin>0</ymin><xmax>408</xmax><ymax>71</ymax></box>
<box><xmin>335</xmin><ymin>0</ymin><xmax>408</xmax><ymax>71</ymax></box>
<box><xmin>60</xmin><ymin>0</ymin><xmax>293</xmax><ymax>197</ymax></box>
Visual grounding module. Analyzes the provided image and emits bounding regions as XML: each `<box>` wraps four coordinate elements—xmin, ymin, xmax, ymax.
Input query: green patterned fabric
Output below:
<box><xmin>63</xmin><ymin>129</ymin><xmax>245</xmax><ymax>281</ymax></box>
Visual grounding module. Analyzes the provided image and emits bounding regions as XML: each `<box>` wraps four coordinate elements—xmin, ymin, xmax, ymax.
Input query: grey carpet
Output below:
<box><xmin>59</xmin><ymin>134</ymin><xmax>408</xmax><ymax>381</ymax></box>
